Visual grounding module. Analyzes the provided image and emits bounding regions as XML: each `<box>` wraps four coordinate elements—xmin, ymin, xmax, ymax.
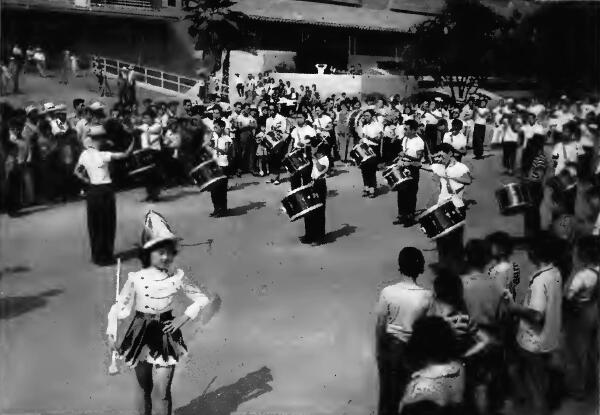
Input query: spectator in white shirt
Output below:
<box><xmin>503</xmin><ymin>233</ymin><xmax>563</xmax><ymax>415</ymax></box>
<box><xmin>499</xmin><ymin>115</ymin><xmax>520</xmax><ymax>175</ymax></box>
<box><xmin>208</xmin><ymin>120</ymin><xmax>232</xmax><ymax>217</ymax></box>
<box><xmin>375</xmin><ymin>247</ymin><xmax>431</xmax><ymax>415</ymax></box>
<box><xmin>473</xmin><ymin>98</ymin><xmax>490</xmax><ymax>159</ymax></box>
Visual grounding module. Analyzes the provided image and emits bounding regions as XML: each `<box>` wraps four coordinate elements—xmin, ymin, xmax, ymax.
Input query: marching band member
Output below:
<box><xmin>473</xmin><ymin>98</ymin><xmax>490</xmax><ymax>159</ymax></box>
<box><xmin>209</xmin><ymin>119</ymin><xmax>233</xmax><ymax>217</ymax></box>
<box><xmin>74</xmin><ymin>125</ymin><xmax>134</xmax><ymax>266</ymax></box>
<box><xmin>360</xmin><ymin>110</ymin><xmax>383</xmax><ymax>198</ymax></box>
<box><xmin>290</xmin><ymin>111</ymin><xmax>317</xmax><ymax>190</ymax></box>
<box><xmin>552</xmin><ymin>121</ymin><xmax>582</xmax><ymax>214</ymax></box>
<box><xmin>265</xmin><ymin>104</ymin><xmax>288</xmax><ymax>185</ymax></box>
<box><xmin>106</xmin><ymin>210</ymin><xmax>214</xmax><ymax>415</ymax></box>
<box><xmin>422</xmin><ymin>100</ymin><xmax>443</xmax><ymax>155</ymax></box>
<box><xmin>393</xmin><ymin>119</ymin><xmax>424</xmax><ymax>226</ymax></box>
<box><xmin>300</xmin><ymin>142</ymin><xmax>329</xmax><ymax>246</ymax></box>
<box><xmin>430</xmin><ymin>143</ymin><xmax>473</xmax><ymax>272</ymax></box>
<box><xmin>138</xmin><ymin>110</ymin><xmax>164</xmax><ymax>202</ymax></box>
<box><xmin>442</xmin><ymin>119</ymin><xmax>467</xmax><ymax>162</ymax></box>
<box><xmin>313</xmin><ymin>104</ymin><xmax>335</xmax><ymax>170</ymax></box>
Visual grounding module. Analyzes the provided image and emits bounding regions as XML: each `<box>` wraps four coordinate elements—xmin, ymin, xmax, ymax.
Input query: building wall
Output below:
<box><xmin>348</xmin><ymin>55</ymin><xmax>399</xmax><ymax>70</ymax></box>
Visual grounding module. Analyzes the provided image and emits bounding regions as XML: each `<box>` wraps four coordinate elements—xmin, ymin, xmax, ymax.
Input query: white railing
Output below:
<box><xmin>91</xmin><ymin>0</ymin><xmax>151</xmax><ymax>8</ymax></box>
<box><xmin>93</xmin><ymin>56</ymin><xmax>204</xmax><ymax>98</ymax></box>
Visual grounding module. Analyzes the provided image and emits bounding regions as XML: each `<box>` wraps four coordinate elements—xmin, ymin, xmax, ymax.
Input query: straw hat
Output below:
<box><xmin>40</xmin><ymin>102</ymin><xmax>66</xmax><ymax>114</ymax></box>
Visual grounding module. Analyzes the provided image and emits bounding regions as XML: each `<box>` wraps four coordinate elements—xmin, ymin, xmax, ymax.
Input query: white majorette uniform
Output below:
<box><xmin>106</xmin><ymin>211</ymin><xmax>211</xmax><ymax>368</ymax></box>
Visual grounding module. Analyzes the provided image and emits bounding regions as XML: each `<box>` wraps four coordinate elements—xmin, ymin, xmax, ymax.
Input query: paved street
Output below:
<box><xmin>0</xmin><ymin>149</ymin><xmax>596</xmax><ymax>415</ymax></box>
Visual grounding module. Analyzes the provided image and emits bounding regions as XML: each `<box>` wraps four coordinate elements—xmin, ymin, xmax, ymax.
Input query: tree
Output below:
<box><xmin>402</xmin><ymin>0</ymin><xmax>508</xmax><ymax>103</ymax></box>
<box><xmin>183</xmin><ymin>0</ymin><xmax>248</xmax><ymax>98</ymax></box>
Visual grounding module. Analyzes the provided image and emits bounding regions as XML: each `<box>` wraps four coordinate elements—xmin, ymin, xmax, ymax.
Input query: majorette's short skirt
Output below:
<box><xmin>118</xmin><ymin>310</ymin><xmax>187</xmax><ymax>368</ymax></box>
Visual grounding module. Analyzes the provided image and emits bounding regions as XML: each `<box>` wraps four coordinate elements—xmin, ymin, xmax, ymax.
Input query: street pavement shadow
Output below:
<box><xmin>7</xmin><ymin>204</ymin><xmax>53</xmax><ymax>218</ymax></box>
<box><xmin>376</xmin><ymin>185</ymin><xmax>391</xmax><ymax>197</ymax></box>
<box><xmin>228</xmin><ymin>181</ymin><xmax>259</xmax><ymax>192</ymax></box>
<box><xmin>323</xmin><ymin>223</ymin><xmax>358</xmax><ymax>244</ymax></box>
<box><xmin>227</xmin><ymin>201</ymin><xmax>267</xmax><ymax>217</ymax></box>
<box><xmin>0</xmin><ymin>265</ymin><xmax>32</xmax><ymax>280</ymax></box>
<box><xmin>175</xmin><ymin>366</ymin><xmax>273</xmax><ymax>415</ymax></box>
<box><xmin>156</xmin><ymin>189</ymin><xmax>201</xmax><ymax>203</ymax></box>
<box><xmin>327</xmin><ymin>189</ymin><xmax>339</xmax><ymax>198</ymax></box>
<box><xmin>0</xmin><ymin>288</ymin><xmax>63</xmax><ymax>320</ymax></box>
<box><xmin>327</xmin><ymin>168</ymin><xmax>349</xmax><ymax>178</ymax></box>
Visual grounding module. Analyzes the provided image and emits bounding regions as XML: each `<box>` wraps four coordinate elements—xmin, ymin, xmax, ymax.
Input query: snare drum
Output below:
<box><xmin>417</xmin><ymin>198</ymin><xmax>466</xmax><ymax>240</ymax></box>
<box><xmin>281</xmin><ymin>183</ymin><xmax>324</xmax><ymax>222</ymax></box>
<box><xmin>495</xmin><ymin>182</ymin><xmax>532</xmax><ymax>215</ymax></box>
<box><xmin>189</xmin><ymin>159</ymin><xmax>227</xmax><ymax>192</ymax></box>
<box><xmin>283</xmin><ymin>148</ymin><xmax>311</xmax><ymax>175</ymax></box>
<box><xmin>263</xmin><ymin>132</ymin><xmax>286</xmax><ymax>154</ymax></box>
<box><xmin>382</xmin><ymin>165</ymin><xmax>413</xmax><ymax>190</ymax></box>
<box><xmin>127</xmin><ymin>149</ymin><xmax>158</xmax><ymax>176</ymax></box>
<box><xmin>350</xmin><ymin>142</ymin><xmax>376</xmax><ymax>166</ymax></box>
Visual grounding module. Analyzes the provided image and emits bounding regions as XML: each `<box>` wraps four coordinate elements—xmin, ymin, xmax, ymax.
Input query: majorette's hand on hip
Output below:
<box><xmin>107</xmin><ymin>334</ymin><xmax>117</xmax><ymax>351</ymax></box>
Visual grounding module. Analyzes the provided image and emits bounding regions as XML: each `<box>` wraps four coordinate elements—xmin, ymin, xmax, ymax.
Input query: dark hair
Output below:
<box><xmin>407</xmin><ymin>316</ymin><xmax>459</xmax><ymax>368</ymax></box>
<box><xmin>437</xmin><ymin>118</ymin><xmax>448</xmax><ymax>128</ymax></box>
<box><xmin>398</xmin><ymin>247</ymin><xmax>425</xmax><ymax>278</ymax></box>
<box><xmin>433</xmin><ymin>267</ymin><xmax>466</xmax><ymax>312</ymax></box>
<box><xmin>138</xmin><ymin>240</ymin><xmax>178</xmax><ymax>268</ymax></box>
<box><xmin>576</xmin><ymin>235</ymin><xmax>600</xmax><ymax>265</ymax></box>
<box><xmin>142</xmin><ymin>110</ymin><xmax>155</xmax><ymax>119</ymax></box>
<box><xmin>73</xmin><ymin>98</ymin><xmax>85</xmax><ymax>108</ymax></box>
<box><xmin>464</xmin><ymin>239</ymin><xmax>491</xmax><ymax>270</ymax></box>
<box><xmin>451</xmin><ymin>119</ymin><xmax>463</xmax><ymax>131</ymax></box>
<box><xmin>183</xmin><ymin>99</ymin><xmax>191</xmax><ymax>105</ymax></box>
<box><xmin>528</xmin><ymin>231</ymin><xmax>562</xmax><ymax>265</ymax></box>
<box><xmin>485</xmin><ymin>231</ymin><xmax>514</xmax><ymax>257</ymax></box>
<box><xmin>404</xmin><ymin>119</ymin><xmax>419</xmax><ymax>131</ymax></box>
<box><xmin>436</xmin><ymin>143</ymin><xmax>455</xmax><ymax>155</ymax></box>
<box><xmin>214</xmin><ymin>119</ymin><xmax>226</xmax><ymax>129</ymax></box>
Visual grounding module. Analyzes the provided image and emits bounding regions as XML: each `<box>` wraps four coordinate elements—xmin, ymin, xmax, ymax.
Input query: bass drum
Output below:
<box><xmin>417</xmin><ymin>198</ymin><xmax>466</xmax><ymax>240</ymax></box>
<box><xmin>281</xmin><ymin>183</ymin><xmax>323</xmax><ymax>222</ymax></box>
<box><xmin>189</xmin><ymin>159</ymin><xmax>227</xmax><ymax>192</ymax></box>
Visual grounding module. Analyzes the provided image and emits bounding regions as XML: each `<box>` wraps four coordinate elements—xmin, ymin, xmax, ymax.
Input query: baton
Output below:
<box><xmin>108</xmin><ymin>258</ymin><xmax>121</xmax><ymax>375</ymax></box>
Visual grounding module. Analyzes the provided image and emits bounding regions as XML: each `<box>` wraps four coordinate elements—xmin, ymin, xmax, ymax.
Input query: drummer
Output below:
<box><xmin>430</xmin><ymin>143</ymin><xmax>473</xmax><ymax>272</ymax></box>
<box><xmin>393</xmin><ymin>119</ymin><xmax>425</xmax><ymax>226</ymax></box>
<box><xmin>208</xmin><ymin>119</ymin><xmax>233</xmax><ymax>217</ymax></box>
<box><xmin>290</xmin><ymin>111</ymin><xmax>317</xmax><ymax>190</ymax></box>
<box><xmin>301</xmin><ymin>142</ymin><xmax>330</xmax><ymax>246</ymax></box>
<box><xmin>360</xmin><ymin>110</ymin><xmax>384</xmax><ymax>198</ymax></box>
<box><xmin>265</xmin><ymin>104</ymin><xmax>288</xmax><ymax>185</ymax></box>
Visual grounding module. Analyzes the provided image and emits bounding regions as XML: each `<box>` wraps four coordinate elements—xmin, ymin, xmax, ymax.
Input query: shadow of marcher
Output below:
<box><xmin>227</xmin><ymin>201</ymin><xmax>267</xmax><ymax>217</ymax></box>
<box><xmin>175</xmin><ymin>366</ymin><xmax>274</xmax><ymax>415</ymax></box>
<box><xmin>327</xmin><ymin>169</ymin><xmax>349</xmax><ymax>178</ymax></box>
<box><xmin>0</xmin><ymin>289</ymin><xmax>64</xmax><ymax>320</ymax></box>
<box><xmin>7</xmin><ymin>204</ymin><xmax>54</xmax><ymax>218</ymax></box>
<box><xmin>323</xmin><ymin>223</ymin><xmax>358</xmax><ymax>244</ymax></box>
<box><xmin>327</xmin><ymin>189</ymin><xmax>339</xmax><ymax>198</ymax></box>
<box><xmin>155</xmin><ymin>189</ymin><xmax>201</xmax><ymax>203</ymax></box>
<box><xmin>228</xmin><ymin>181</ymin><xmax>259</xmax><ymax>192</ymax></box>
<box><xmin>0</xmin><ymin>265</ymin><xmax>32</xmax><ymax>281</ymax></box>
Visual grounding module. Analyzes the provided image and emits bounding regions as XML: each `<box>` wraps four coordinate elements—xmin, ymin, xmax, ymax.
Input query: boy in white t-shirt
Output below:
<box><xmin>503</xmin><ymin>232</ymin><xmax>563</xmax><ymax>415</ymax></box>
<box><xmin>442</xmin><ymin>119</ymin><xmax>467</xmax><ymax>161</ymax></box>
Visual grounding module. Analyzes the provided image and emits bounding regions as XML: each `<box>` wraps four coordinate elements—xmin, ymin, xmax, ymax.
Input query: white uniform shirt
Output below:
<box><xmin>422</xmin><ymin>110</ymin><xmax>441</xmax><ymax>126</ymax></box>
<box><xmin>292</xmin><ymin>125</ymin><xmax>316</xmax><ymax>149</ymax></box>
<box><xmin>266</xmin><ymin>114</ymin><xmax>287</xmax><ymax>135</ymax></box>
<box><xmin>474</xmin><ymin>107</ymin><xmax>489</xmax><ymax>125</ymax></box>
<box><xmin>401</xmin><ymin>135</ymin><xmax>425</xmax><ymax>167</ymax></box>
<box><xmin>375</xmin><ymin>279</ymin><xmax>433</xmax><ymax>343</ymax></box>
<box><xmin>140</xmin><ymin>123</ymin><xmax>162</xmax><ymax>151</ymax></box>
<box><xmin>517</xmin><ymin>266</ymin><xmax>562</xmax><ymax>353</ymax></box>
<box><xmin>442</xmin><ymin>132</ymin><xmax>467</xmax><ymax>154</ymax></box>
<box><xmin>565</xmin><ymin>267</ymin><xmax>599</xmax><ymax>303</ymax></box>
<box><xmin>211</xmin><ymin>133</ymin><xmax>233</xmax><ymax>167</ymax></box>
<box><xmin>361</xmin><ymin>121</ymin><xmax>383</xmax><ymax>146</ymax></box>
<box><xmin>431</xmin><ymin>162</ymin><xmax>470</xmax><ymax>207</ymax></box>
<box><xmin>76</xmin><ymin>148</ymin><xmax>112</xmax><ymax>185</ymax></box>
<box><xmin>501</xmin><ymin>125</ymin><xmax>519</xmax><ymax>143</ymax></box>
<box><xmin>314</xmin><ymin>115</ymin><xmax>333</xmax><ymax>134</ymax></box>
<box><xmin>311</xmin><ymin>155</ymin><xmax>329</xmax><ymax>180</ymax></box>
<box><xmin>552</xmin><ymin>141</ymin><xmax>582</xmax><ymax>175</ymax></box>
<box><xmin>236</xmin><ymin>114</ymin><xmax>255</xmax><ymax>129</ymax></box>
<box><xmin>106</xmin><ymin>267</ymin><xmax>210</xmax><ymax>338</ymax></box>
<box><xmin>50</xmin><ymin>118</ymin><xmax>68</xmax><ymax>136</ymax></box>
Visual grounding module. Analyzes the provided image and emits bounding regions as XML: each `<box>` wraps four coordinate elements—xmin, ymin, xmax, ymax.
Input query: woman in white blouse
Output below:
<box><xmin>106</xmin><ymin>211</ymin><xmax>214</xmax><ymax>415</ymax></box>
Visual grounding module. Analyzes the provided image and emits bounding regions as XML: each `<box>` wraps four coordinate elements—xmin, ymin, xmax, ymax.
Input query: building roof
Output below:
<box><xmin>230</xmin><ymin>0</ymin><xmax>434</xmax><ymax>32</ymax></box>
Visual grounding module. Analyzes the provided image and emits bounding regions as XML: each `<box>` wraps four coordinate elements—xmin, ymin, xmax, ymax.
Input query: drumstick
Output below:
<box><xmin>109</xmin><ymin>258</ymin><xmax>121</xmax><ymax>376</ymax></box>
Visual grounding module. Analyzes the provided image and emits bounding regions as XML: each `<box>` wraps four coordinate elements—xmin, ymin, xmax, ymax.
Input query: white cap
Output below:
<box><xmin>88</xmin><ymin>101</ymin><xmax>105</xmax><ymax>111</ymax></box>
<box><xmin>141</xmin><ymin>210</ymin><xmax>179</xmax><ymax>250</ymax></box>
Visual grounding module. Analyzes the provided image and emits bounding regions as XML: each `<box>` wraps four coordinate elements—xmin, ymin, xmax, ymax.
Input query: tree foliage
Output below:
<box><xmin>183</xmin><ymin>0</ymin><xmax>248</xmax><ymax>75</ymax></box>
<box><xmin>402</xmin><ymin>0</ymin><xmax>508</xmax><ymax>102</ymax></box>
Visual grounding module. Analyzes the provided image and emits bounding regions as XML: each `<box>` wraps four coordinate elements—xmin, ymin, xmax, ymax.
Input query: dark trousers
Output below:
<box><xmin>236</xmin><ymin>130</ymin><xmax>255</xmax><ymax>173</ymax></box>
<box><xmin>578</xmin><ymin>148</ymin><xmax>594</xmax><ymax>182</ymax></box>
<box><xmin>360</xmin><ymin>145</ymin><xmax>380</xmax><ymax>189</ymax></box>
<box><xmin>516</xmin><ymin>348</ymin><xmax>557</xmax><ymax>415</ymax></box>
<box><xmin>396</xmin><ymin>167</ymin><xmax>420</xmax><ymax>218</ymax></box>
<box><xmin>86</xmin><ymin>184</ymin><xmax>116</xmax><ymax>264</ymax></box>
<box><xmin>502</xmin><ymin>142</ymin><xmax>518</xmax><ymax>171</ymax></box>
<box><xmin>303</xmin><ymin>178</ymin><xmax>326</xmax><ymax>242</ymax></box>
<box><xmin>424</xmin><ymin>124</ymin><xmax>437</xmax><ymax>157</ymax></box>
<box><xmin>210</xmin><ymin>177</ymin><xmax>228</xmax><ymax>214</ymax></box>
<box><xmin>5</xmin><ymin>163</ymin><xmax>23</xmax><ymax>215</ymax></box>
<box><xmin>436</xmin><ymin>226</ymin><xmax>464</xmax><ymax>271</ymax></box>
<box><xmin>524</xmin><ymin>181</ymin><xmax>544</xmax><ymax>238</ymax></box>
<box><xmin>290</xmin><ymin>166</ymin><xmax>312</xmax><ymax>190</ymax></box>
<box><xmin>473</xmin><ymin>124</ymin><xmax>486</xmax><ymax>158</ymax></box>
<box><xmin>236</xmin><ymin>84</ymin><xmax>244</xmax><ymax>97</ymax></box>
<box><xmin>270</xmin><ymin>139</ymin><xmax>289</xmax><ymax>178</ymax></box>
<box><xmin>377</xmin><ymin>335</ymin><xmax>410</xmax><ymax>415</ymax></box>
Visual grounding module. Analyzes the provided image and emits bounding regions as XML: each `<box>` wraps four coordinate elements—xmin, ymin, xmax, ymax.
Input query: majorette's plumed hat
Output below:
<box><xmin>141</xmin><ymin>210</ymin><xmax>179</xmax><ymax>250</ymax></box>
